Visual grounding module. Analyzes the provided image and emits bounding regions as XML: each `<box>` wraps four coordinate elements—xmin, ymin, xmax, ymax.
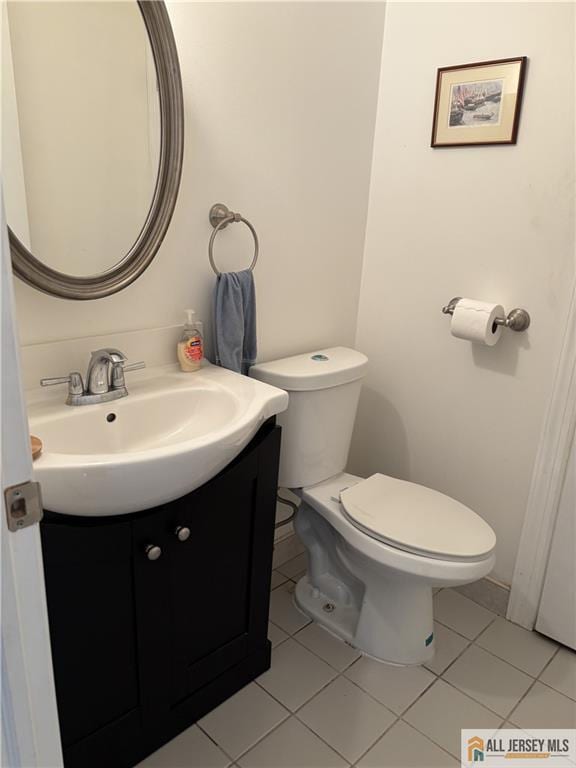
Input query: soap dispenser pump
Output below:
<box><xmin>177</xmin><ymin>309</ymin><xmax>204</xmax><ymax>372</ymax></box>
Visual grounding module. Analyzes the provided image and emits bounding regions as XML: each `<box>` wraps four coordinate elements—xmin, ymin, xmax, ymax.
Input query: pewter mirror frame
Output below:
<box><xmin>9</xmin><ymin>0</ymin><xmax>184</xmax><ymax>300</ymax></box>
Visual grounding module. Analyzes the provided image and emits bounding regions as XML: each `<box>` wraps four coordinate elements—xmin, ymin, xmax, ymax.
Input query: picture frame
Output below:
<box><xmin>431</xmin><ymin>56</ymin><xmax>527</xmax><ymax>148</ymax></box>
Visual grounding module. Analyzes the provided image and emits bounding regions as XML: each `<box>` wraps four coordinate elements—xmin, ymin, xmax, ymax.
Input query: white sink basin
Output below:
<box><xmin>27</xmin><ymin>363</ymin><xmax>288</xmax><ymax>516</ymax></box>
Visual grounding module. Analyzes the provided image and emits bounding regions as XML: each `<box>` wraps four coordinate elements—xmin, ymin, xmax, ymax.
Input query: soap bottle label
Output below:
<box><xmin>184</xmin><ymin>336</ymin><xmax>202</xmax><ymax>362</ymax></box>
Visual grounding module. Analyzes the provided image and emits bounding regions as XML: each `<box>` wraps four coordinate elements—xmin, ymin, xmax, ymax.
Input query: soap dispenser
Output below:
<box><xmin>177</xmin><ymin>309</ymin><xmax>204</xmax><ymax>372</ymax></box>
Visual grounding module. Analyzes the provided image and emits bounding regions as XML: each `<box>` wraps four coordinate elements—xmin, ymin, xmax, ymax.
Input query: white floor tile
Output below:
<box><xmin>404</xmin><ymin>679</ymin><xmax>502</xmax><ymax>758</ymax></box>
<box><xmin>357</xmin><ymin>719</ymin><xmax>459</xmax><ymax>768</ymax></box>
<box><xmin>297</xmin><ymin>676</ymin><xmax>396</xmax><ymax>764</ymax></box>
<box><xmin>270</xmin><ymin>571</ymin><xmax>289</xmax><ymax>590</ymax></box>
<box><xmin>344</xmin><ymin>656</ymin><xmax>435</xmax><ymax>715</ymax></box>
<box><xmin>136</xmin><ymin>725</ymin><xmax>231</xmax><ymax>768</ymax></box>
<box><xmin>424</xmin><ymin>622</ymin><xmax>469</xmax><ymax>675</ymax></box>
<box><xmin>475</xmin><ymin>618</ymin><xmax>557</xmax><ymax>676</ymax></box>
<box><xmin>269</xmin><ymin>582</ymin><xmax>311</xmax><ymax>635</ymax></box>
<box><xmin>510</xmin><ymin>682</ymin><xmax>576</xmax><ymax>730</ymax></box>
<box><xmin>257</xmin><ymin>639</ymin><xmax>337</xmax><ymax>712</ymax></box>
<box><xmin>539</xmin><ymin>648</ymin><xmax>576</xmax><ymax>701</ymax></box>
<box><xmin>455</xmin><ymin>579</ymin><xmax>510</xmax><ymax>617</ymax></box>
<box><xmin>199</xmin><ymin>683</ymin><xmax>289</xmax><ymax>760</ymax></box>
<box><xmin>268</xmin><ymin>622</ymin><xmax>289</xmax><ymax>649</ymax></box>
<box><xmin>294</xmin><ymin>623</ymin><xmax>360</xmax><ymax>672</ymax></box>
<box><xmin>238</xmin><ymin>717</ymin><xmax>347</xmax><ymax>768</ymax></box>
<box><xmin>272</xmin><ymin>535</ymin><xmax>306</xmax><ymax>570</ymax></box>
<box><xmin>276</xmin><ymin>553</ymin><xmax>308</xmax><ymax>580</ymax></box>
<box><xmin>434</xmin><ymin>589</ymin><xmax>495</xmax><ymax>639</ymax></box>
<box><xmin>442</xmin><ymin>645</ymin><xmax>533</xmax><ymax>718</ymax></box>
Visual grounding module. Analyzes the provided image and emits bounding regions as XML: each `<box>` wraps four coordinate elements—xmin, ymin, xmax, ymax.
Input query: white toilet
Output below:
<box><xmin>250</xmin><ymin>347</ymin><xmax>496</xmax><ymax>666</ymax></box>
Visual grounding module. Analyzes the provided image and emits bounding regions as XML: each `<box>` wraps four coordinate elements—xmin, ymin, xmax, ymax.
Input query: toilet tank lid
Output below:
<box><xmin>249</xmin><ymin>347</ymin><xmax>368</xmax><ymax>391</ymax></box>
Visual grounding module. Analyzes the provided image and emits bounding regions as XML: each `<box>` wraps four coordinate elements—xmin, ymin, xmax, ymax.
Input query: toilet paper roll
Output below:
<box><xmin>450</xmin><ymin>298</ymin><xmax>505</xmax><ymax>346</ymax></box>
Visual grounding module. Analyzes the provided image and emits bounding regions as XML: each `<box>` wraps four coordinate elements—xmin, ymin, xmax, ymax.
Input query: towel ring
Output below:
<box><xmin>208</xmin><ymin>203</ymin><xmax>259</xmax><ymax>276</ymax></box>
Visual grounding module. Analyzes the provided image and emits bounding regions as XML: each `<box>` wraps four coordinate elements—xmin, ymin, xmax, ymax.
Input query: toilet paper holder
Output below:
<box><xmin>441</xmin><ymin>298</ymin><xmax>531</xmax><ymax>332</ymax></box>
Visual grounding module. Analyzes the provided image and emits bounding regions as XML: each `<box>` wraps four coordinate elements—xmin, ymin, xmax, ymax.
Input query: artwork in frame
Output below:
<box><xmin>431</xmin><ymin>57</ymin><xmax>527</xmax><ymax>147</ymax></box>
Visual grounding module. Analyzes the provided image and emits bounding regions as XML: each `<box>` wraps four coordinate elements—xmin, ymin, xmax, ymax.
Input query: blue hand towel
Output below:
<box><xmin>213</xmin><ymin>270</ymin><xmax>257</xmax><ymax>375</ymax></box>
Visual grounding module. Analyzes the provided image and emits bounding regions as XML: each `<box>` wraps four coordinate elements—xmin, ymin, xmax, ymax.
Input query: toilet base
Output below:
<box><xmin>294</xmin><ymin>573</ymin><xmax>435</xmax><ymax>666</ymax></box>
<box><xmin>294</xmin><ymin>577</ymin><xmax>357</xmax><ymax>646</ymax></box>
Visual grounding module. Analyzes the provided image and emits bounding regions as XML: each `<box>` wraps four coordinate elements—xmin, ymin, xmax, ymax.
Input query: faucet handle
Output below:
<box><xmin>40</xmin><ymin>371</ymin><xmax>84</xmax><ymax>396</ymax></box>
<box><xmin>123</xmin><ymin>361</ymin><xmax>146</xmax><ymax>373</ymax></box>
<box><xmin>111</xmin><ymin>360</ymin><xmax>146</xmax><ymax>390</ymax></box>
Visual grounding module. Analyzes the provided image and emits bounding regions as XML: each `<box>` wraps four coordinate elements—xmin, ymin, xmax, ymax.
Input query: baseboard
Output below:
<box><xmin>455</xmin><ymin>577</ymin><xmax>510</xmax><ymax>617</ymax></box>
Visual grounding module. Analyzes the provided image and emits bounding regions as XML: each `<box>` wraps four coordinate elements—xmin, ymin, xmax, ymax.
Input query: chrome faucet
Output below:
<box><xmin>86</xmin><ymin>348</ymin><xmax>127</xmax><ymax>395</ymax></box>
<box><xmin>40</xmin><ymin>348</ymin><xmax>145</xmax><ymax>406</ymax></box>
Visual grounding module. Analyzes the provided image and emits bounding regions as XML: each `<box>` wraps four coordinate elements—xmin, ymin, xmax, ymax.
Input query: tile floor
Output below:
<box><xmin>138</xmin><ymin>554</ymin><xmax>576</xmax><ymax>768</ymax></box>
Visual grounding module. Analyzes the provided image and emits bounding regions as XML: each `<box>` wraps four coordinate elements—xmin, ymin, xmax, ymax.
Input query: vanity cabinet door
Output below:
<box><xmin>167</xmin><ymin>449</ymin><xmax>258</xmax><ymax>703</ymax></box>
<box><xmin>132</xmin><ymin>422</ymin><xmax>281</xmax><ymax>722</ymax></box>
<box><xmin>40</xmin><ymin>520</ymin><xmax>140</xmax><ymax>749</ymax></box>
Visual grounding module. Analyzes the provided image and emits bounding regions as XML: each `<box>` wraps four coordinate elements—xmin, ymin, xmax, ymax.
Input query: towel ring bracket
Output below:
<box><xmin>208</xmin><ymin>203</ymin><xmax>259</xmax><ymax>276</ymax></box>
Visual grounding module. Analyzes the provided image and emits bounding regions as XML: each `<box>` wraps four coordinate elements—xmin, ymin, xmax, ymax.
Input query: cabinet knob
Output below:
<box><xmin>145</xmin><ymin>544</ymin><xmax>162</xmax><ymax>561</ymax></box>
<box><xmin>175</xmin><ymin>526</ymin><xmax>191</xmax><ymax>542</ymax></box>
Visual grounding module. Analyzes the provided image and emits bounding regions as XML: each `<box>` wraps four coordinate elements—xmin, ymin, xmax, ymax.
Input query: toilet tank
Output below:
<box><xmin>250</xmin><ymin>347</ymin><xmax>368</xmax><ymax>489</ymax></box>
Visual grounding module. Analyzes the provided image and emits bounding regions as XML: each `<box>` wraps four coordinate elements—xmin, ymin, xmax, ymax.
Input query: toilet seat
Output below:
<box><xmin>339</xmin><ymin>473</ymin><xmax>496</xmax><ymax>562</ymax></box>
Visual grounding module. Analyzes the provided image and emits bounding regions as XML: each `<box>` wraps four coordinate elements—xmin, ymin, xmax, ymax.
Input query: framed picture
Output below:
<box><xmin>431</xmin><ymin>57</ymin><xmax>527</xmax><ymax>147</ymax></box>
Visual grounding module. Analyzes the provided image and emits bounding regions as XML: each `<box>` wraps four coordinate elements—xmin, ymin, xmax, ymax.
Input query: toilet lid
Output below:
<box><xmin>340</xmin><ymin>474</ymin><xmax>496</xmax><ymax>561</ymax></box>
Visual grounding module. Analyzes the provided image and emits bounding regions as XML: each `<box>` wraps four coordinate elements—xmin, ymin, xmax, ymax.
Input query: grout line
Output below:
<box><xmin>438</xmin><ymin>674</ymin><xmax>524</xmax><ymax>721</ymax></box>
<box><xmin>399</xmin><ymin>711</ymin><xmax>505</xmax><ymax>763</ymax></box>
<box><xmin>236</xmin><ymin>700</ymin><xmax>354</xmax><ymax>766</ymax></box>
<box><xmin>438</xmin><ymin>620</ymin><xmax>561</xmax><ymax>686</ymax></box>
<box><xmin>195</xmin><ymin>722</ymin><xmax>238</xmax><ymax>765</ymax></box>
<box><xmin>423</xmin><ymin>610</ymin><xmax>499</xmax><ymax>679</ymax></box>
<box><xmin>290</xmin><ymin>628</ymin><xmax>361</xmax><ymax>675</ymax></box>
<box><xmin>537</xmin><ymin>678</ymin><xmax>576</xmax><ymax>702</ymax></box>
<box><xmin>473</xmin><ymin>628</ymin><xmax>560</xmax><ymax>679</ymax></box>
<box><xmin>305</xmin><ymin>709</ymin><xmax>400</xmax><ymax>767</ymax></box>
<box><xmin>425</xmin><ymin>632</ymin><xmax>475</xmax><ymax>677</ymax></box>
<box><xmin>400</xmin><ymin>718</ymin><xmax>463</xmax><ymax>765</ymax></box>
<box><xmin>505</xmin><ymin>676</ymin><xmax>540</xmax><ymax>727</ymax></box>
<box><xmin>268</xmin><ymin>619</ymin><xmax>291</xmax><ymax>650</ymax></box>
<box><xmin>537</xmin><ymin>644</ymin><xmax>561</xmax><ymax>677</ymax></box>
<box><xmin>257</xmin><ymin>631</ymin><xmax>412</xmax><ymax>763</ymax></box>
<box><xmin>253</xmin><ymin>644</ymin><xmax>392</xmax><ymax>763</ymax></box>
<box><xmin>506</xmin><ymin>644</ymin><xmax>576</xmax><ymax>723</ymax></box>
<box><xmin>224</xmin><ymin>714</ymin><xmax>304</xmax><ymax>766</ymax></box>
<box><xmin>432</xmin><ymin>615</ymin><xmax>543</xmax><ymax>720</ymax></box>
<box><xmin>292</xmin><ymin>706</ymin><xmax>393</xmax><ymax>765</ymax></box>
<box><xmin>434</xmin><ymin>610</ymin><xmax>499</xmax><ymax>643</ymax></box>
<box><xmin>432</xmin><ymin>612</ymin><xmax>555</xmax><ymax>685</ymax></box>
<box><xmin>198</xmin><ymin>696</ymin><xmax>292</xmax><ymax>765</ymax></box>
<box><xmin>254</xmin><ymin>662</ymin><xmax>340</xmax><ymax>715</ymax></box>
<box><xmin>472</xmin><ymin>641</ymin><xmax>558</xmax><ymax>680</ymax></box>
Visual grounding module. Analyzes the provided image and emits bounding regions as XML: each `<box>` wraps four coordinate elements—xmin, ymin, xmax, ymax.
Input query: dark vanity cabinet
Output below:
<box><xmin>40</xmin><ymin>420</ymin><xmax>281</xmax><ymax>768</ymax></box>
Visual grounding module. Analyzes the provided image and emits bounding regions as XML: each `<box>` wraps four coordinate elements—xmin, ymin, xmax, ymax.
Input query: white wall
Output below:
<box><xmin>349</xmin><ymin>2</ymin><xmax>575</xmax><ymax>585</ymax></box>
<box><xmin>13</xmin><ymin>2</ymin><xmax>385</xmax><ymax>367</ymax></box>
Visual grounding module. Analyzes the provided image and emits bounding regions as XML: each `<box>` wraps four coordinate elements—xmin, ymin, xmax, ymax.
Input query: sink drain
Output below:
<box><xmin>106</xmin><ymin>413</ymin><xmax>117</xmax><ymax>423</ymax></box>
<box><xmin>322</xmin><ymin>602</ymin><xmax>336</xmax><ymax>613</ymax></box>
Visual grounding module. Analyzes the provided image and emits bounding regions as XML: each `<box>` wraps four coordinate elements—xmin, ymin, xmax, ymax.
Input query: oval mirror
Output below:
<box><xmin>3</xmin><ymin>0</ymin><xmax>183</xmax><ymax>300</ymax></box>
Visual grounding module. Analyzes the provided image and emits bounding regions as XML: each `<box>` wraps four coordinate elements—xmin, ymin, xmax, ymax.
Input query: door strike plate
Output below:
<box><xmin>4</xmin><ymin>481</ymin><xmax>43</xmax><ymax>531</ymax></box>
